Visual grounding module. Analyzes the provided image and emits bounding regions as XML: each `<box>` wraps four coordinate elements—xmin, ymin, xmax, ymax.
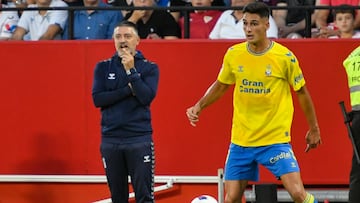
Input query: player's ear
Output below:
<box><xmin>264</xmin><ymin>18</ymin><xmax>270</xmax><ymax>30</ymax></box>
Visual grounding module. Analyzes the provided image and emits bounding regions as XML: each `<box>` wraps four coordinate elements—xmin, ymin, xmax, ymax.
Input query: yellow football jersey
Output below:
<box><xmin>217</xmin><ymin>41</ymin><xmax>306</xmax><ymax>147</ymax></box>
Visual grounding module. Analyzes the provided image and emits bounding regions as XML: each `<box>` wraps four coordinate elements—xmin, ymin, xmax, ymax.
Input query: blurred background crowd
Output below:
<box><xmin>0</xmin><ymin>0</ymin><xmax>359</xmax><ymax>40</ymax></box>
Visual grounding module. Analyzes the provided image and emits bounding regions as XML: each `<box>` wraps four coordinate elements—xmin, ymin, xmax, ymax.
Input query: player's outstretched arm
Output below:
<box><xmin>295</xmin><ymin>85</ymin><xmax>322</xmax><ymax>152</ymax></box>
<box><xmin>186</xmin><ymin>80</ymin><xmax>230</xmax><ymax>127</ymax></box>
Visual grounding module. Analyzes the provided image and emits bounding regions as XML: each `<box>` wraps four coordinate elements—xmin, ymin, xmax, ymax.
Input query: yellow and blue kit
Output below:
<box><xmin>218</xmin><ymin>41</ymin><xmax>305</xmax><ymax>147</ymax></box>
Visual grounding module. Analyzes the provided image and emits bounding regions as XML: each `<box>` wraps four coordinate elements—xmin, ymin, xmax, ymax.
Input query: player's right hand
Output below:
<box><xmin>186</xmin><ymin>105</ymin><xmax>200</xmax><ymax>127</ymax></box>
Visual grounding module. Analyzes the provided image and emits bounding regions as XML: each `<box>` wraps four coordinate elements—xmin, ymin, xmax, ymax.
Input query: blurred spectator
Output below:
<box><xmin>209</xmin><ymin>0</ymin><xmax>278</xmax><ymax>39</ymax></box>
<box><xmin>109</xmin><ymin>0</ymin><xmax>168</xmax><ymax>6</ymax></box>
<box><xmin>313</xmin><ymin>0</ymin><xmax>360</xmax><ymax>38</ymax></box>
<box><xmin>156</xmin><ymin>0</ymin><xmax>169</xmax><ymax>6</ymax></box>
<box><xmin>62</xmin><ymin>0</ymin><xmax>122</xmax><ymax>39</ymax></box>
<box><xmin>7</xmin><ymin>0</ymin><xmax>35</xmax><ymax>16</ymax></box>
<box><xmin>169</xmin><ymin>0</ymin><xmax>225</xmax><ymax>22</ymax></box>
<box><xmin>0</xmin><ymin>2</ymin><xmax>19</xmax><ymax>40</ymax></box>
<box><xmin>63</xmin><ymin>0</ymin><xmax>83</xmax><ymax>6</ymax></box>
<box><xmin>124</xmin><ymin>0</ymin><xmax>180</xmax><ymax>39</ymax></box>
<box><xmin>109</xmin><ymin>0</ymin><xmax>171</xmax><ymax>17</ymax></box>
<box><xmin>108</xmin><ymin>0</ymin><xmax>132</xmax><ymax>16</ymax></box>
<box><xmin>273</xmin><ymin>0</ymin><xmax>315</xmax><ymax>38</ymax></box>
<box><xmin>258</xmin><ymin>0</ymin><xmax>276</xmax><ymax>6</ymax></box>
<box><xmin>169</xmin><ymin>0</ymin><xmax>190</xmax><ymax>21</ymax></box>
<box><xmin>329</xmin><ymin>4</ymin><xmax>360</xmax><ymax>38</ymax></box>
<box><xmin>178</xmin><ymin>0</ymin><xmax>222</xmax><ymax>38</ymax></box>
<box><xmin>11</xmin><ymin>0</ymin><xmax>68</xmax><ymax>40</ymax></box>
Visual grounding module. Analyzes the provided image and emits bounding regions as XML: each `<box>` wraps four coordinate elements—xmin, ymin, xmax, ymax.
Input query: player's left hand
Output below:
<box><xmin>305</xmin><ymin>127</ymin><xmax>321</xmax><ymax>152</ymax></box>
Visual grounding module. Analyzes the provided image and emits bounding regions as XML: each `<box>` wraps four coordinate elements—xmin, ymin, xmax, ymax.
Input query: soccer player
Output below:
<box><xmin>186</xmin><ymin>2</ymin><xmax>321</xmax><ymax>203</ymax></box>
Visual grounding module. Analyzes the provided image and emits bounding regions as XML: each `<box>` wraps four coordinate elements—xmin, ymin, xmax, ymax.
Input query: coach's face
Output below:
<box><xmin>113</xmin><ymin>26</ymin><xmax>140</xmax><ymax>57</ymax></box>
<box><xmin>242</xmin><ymin>13</ymin><xmax>269</xmax><ymax>44</ymax></box>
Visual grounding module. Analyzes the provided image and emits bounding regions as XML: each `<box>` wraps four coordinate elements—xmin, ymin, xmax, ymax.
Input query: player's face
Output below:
<box><xmin>334</xmin><ymin>13</ymin><xmax>355</xmax><ymax>33</ymax></box>
<box><xmin>113</xmin><ymin>26</ymin><xmax>140</xmax><ymax>56</ymax></box>
<box><xmin>242</xmin><ymin>13</ymin><xmax>269</xmax><ymax>44</ymax></box>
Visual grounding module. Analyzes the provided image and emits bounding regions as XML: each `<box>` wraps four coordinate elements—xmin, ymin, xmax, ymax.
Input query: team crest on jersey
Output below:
<box><xmin>238</xmin><ymin>65</ymin><xmax>244</xmax><ymax>72</ymax></box>
<box><xmin>265</xmin><ymin>65</ymin><xmax>272</xmax><ymax>76</ymax></box>
<box><xmin>108</xmin><ymin>73</ymin><xmax>115</xmax><ymax>79</ymax></box>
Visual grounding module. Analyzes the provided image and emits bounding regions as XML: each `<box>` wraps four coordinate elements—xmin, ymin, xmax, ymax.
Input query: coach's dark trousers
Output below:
<box><xmin>100</xmin><ymin>142</ymin><xmax>155</xmax><ymax>203</ymax></box>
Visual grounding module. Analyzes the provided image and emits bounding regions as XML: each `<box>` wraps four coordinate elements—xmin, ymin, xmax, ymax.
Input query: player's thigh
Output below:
<box><xmin>258</xmin><ymin>144</ymin><xmax>305</xmax><ymax>199</ymax></box>
<box><xmin>258</xmin><ymin>143</ymin><xmax>300</xmax><ymax>179</ymax></box>
<box><xmin>224</xmin><ymin>143</ymin><xmax>258</xmax><ymax>181</ymax></box>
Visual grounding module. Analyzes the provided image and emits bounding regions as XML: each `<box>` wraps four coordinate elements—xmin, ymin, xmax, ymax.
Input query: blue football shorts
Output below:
<box><xmin>224</xmin><ymin>143</ymin><xmax>300</xmax><ymax>181</ymax></box>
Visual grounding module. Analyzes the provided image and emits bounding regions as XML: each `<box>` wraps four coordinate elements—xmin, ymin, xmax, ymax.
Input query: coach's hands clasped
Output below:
<box><xmin>305</xmin><ymin>126</ymin><xmax>321</xmax><ymax>152</ymax></box>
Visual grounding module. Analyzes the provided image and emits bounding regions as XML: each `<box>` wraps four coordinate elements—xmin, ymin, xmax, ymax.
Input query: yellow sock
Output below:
<box><xmin>302</xmin><ymin>192</ymin><xmax>318</xmax><ymax>203</ymax></box>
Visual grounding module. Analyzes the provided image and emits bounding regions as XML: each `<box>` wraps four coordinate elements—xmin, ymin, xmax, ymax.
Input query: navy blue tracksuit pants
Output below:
<box><xmin>100</xmin><ymin>141</ymin><xmax>155</xmax><ymax>203</ymax></box>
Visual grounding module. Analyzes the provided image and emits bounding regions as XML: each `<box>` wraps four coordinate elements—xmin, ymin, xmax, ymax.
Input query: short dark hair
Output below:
<box><xmin>242</xmin><ymin>2</ymin><xmax>270</xmax><ymax>19</ymax></box>
<box><xmin>114</xmin><ymin>21</ymin><xmax>139</xmax><ymax>35</ymax></box>
<box><xmin>333</xmin><ymin>4</ymin><xmax>356</xmax><ymax>19</ymax></box>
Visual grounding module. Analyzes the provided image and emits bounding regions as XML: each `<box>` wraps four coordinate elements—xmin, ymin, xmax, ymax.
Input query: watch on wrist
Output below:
<box><xmin>126</xmin><ymin>67</ymin><xmax>137</xmax><ymax>75</ymax></box>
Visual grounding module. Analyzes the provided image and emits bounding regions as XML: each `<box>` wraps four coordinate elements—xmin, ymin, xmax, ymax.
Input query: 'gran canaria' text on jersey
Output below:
<box><xmin>239</xmin><ymin>78</ymin><xmax>270</xmax><ymax>94</ymax></box>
